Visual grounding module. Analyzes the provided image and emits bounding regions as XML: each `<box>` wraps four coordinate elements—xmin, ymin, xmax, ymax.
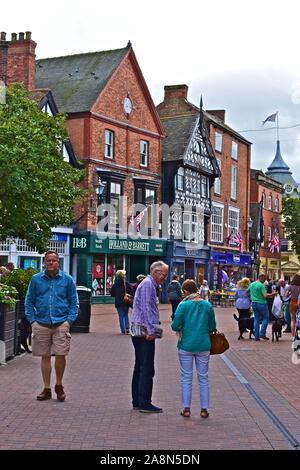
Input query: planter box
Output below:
<box><xmin>0</xmin><ymin>302</ymin><xmax>16</xmax><ymax>363</ymax></box>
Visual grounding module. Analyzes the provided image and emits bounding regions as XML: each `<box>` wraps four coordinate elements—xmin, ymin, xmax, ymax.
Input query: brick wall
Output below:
<box><xmin>67</xmin><ymin>52</ymin><xmax>164</xmax><ymax>232</ymax></box>
<box><xmin>208</xmin><ymin>122</ymin><xmax>251</xmax><ymax>251</ymax></box>
<box><xmin>6</xmin><ymin>32</ymin><xmax>36</xmax><ymax>90</ymax></box>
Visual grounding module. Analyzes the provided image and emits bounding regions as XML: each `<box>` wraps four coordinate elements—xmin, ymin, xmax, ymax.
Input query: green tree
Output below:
<box><xmin>281</xmin><ymin>193</ymin><xmax>300</xmax><ymax>259</ymax></box>
<box><xmin>0</xmin><ymin>83</ymin><xmax>85</xmax><ymax>252</ymax></box>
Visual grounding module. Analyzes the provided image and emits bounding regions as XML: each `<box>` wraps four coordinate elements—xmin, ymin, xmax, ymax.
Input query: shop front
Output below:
<box><xmin>165</xmin><ymin>241</ymin><xmax>211</xmax><ymax>289</ymax></box>
<box><xmin>210</xmin><ymin>250</ymin><xmax>251</xmax><ymax>291</ymax></box>
<box><xmin>259</xmin><ymin>257</ymin><xmax>281</xmax><ymax>281</ymax></box>
<box><xmin>71</xmin><ymin>234</ymin><xmax>167</xmax><ymax>304</ymax></box>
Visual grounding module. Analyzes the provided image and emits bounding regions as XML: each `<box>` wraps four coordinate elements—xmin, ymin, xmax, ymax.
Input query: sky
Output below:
<box><xmin>2</xmin><ymin>0</ymin><xmax>300</xmax><ymax>183</ymax></box>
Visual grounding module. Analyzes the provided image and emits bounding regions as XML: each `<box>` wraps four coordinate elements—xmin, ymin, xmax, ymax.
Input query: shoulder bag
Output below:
<box><xmin>209</xmin><ymin>330</ymin><xmax>229</xmax><ymax>355</ymax></box>
<box><xmin>123</xmin><ymin>279</ymin><xmax>134</xmax><ymax>307</ymax></box>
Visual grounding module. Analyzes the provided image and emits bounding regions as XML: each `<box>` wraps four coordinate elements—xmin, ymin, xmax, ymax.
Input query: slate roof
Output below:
<box><xmin>160</xmin><ymin>114</ymin><xmax>198</xmax><ymax>161</ymax></box>
<box><xmin>35</xmin><ymin>46</ymin><xmax>130</xmax><ymax>113</ymax></box>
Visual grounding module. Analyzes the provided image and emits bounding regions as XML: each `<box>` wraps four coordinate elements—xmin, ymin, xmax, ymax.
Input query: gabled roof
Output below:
<box><xmin>160</xmin><ymin>110</ymin><xmax>220</xmax><ymax>177</ymax></box>
<box><xmin>35</xmin><ymin>46</ymin><xmax>130</xmax><ymax>113</ymax></box>
<box><xmin>160</xmin><ymin>114</ymin><xmax>197</xmax><ymax>161</ymax></box>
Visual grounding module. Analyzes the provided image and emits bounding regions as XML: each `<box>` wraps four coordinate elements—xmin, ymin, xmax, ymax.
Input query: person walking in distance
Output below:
<box><xmin>278</xmin><ymin>279</ymin><xmax>291</xmax><ymax>333</ymax></box>
<box><xmin>248</xmin><ymin>273</ymin><xmax>276</xmax><ymax>341</ymax></box>
<box><xmin>167</xmin><ymin>274</ymin><xmax>182</xmax><ymax>320</ymax></box>
<box><xmin>25</xmin><ymin>251</ymin><xmax>79</xmax><ymax>401</ymax></box>
<box><xmin>285</xmin><ymin>274</ymin><xmax>300</xmax><ymax>340</ymax></box>
<box><xmin>131</xmin><ymin>261</ymin><xmax>169</xmax><ymax>413</ymax></box>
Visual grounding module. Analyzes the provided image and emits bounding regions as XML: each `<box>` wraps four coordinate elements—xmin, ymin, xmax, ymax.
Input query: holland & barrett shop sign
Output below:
<box><xmin>71</xmin><ymin>234</ymin><xmax>166</xmax><ymax>256</ymax></box>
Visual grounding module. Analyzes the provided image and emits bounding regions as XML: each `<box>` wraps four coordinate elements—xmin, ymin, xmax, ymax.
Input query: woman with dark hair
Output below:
<box><xmin>171</xmin><ymin>279</ymin><xmax>216</xmax><ymax>420</ymax></box>
<box><xmin>285</xmin><ymin>274</ymin><xmax>300</xmax><ymax>340</ymax></box>
<box><xmin>167</xmin><ymin>274</ymin><xmax>182</xmax><ymax>320</ymax></box>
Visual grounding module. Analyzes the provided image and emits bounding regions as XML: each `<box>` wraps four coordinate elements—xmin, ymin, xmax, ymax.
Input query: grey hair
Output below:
<box><xmin>149</xmin><ymin>261</ymin><xmax>168</xmax><ymax>274</ymax></box>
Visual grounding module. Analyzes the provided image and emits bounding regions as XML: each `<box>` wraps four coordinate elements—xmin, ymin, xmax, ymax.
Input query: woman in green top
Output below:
<box><xmin>171</xmin><ymin>279</ymin><xmax>216</xmax><ymax>419</ymax></box>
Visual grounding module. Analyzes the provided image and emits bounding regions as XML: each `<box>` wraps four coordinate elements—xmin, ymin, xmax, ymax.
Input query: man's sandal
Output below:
<box><xmin>200</xmin><ymin>408</ymin><xmax>209</xmax><ymax>418</ymax></box>
<box><xmin>180</xmin><ymin>408</ymin><xmax>191</xmax><ymax>418</ymax></box>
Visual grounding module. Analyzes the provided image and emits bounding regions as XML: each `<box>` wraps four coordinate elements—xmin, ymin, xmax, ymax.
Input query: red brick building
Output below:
<box><xmin>1</xmin><ymin>33</ymin><xmax>166</xmax><ymax>300</ymax></box>
<box><xmin>33</xmin><ymin>39</ymin><xmax>166</xmax><ymax>300</ymax></box>
<box><xmin>250</xmin><ymin>169</ymin><xmax>284</xmax><ymax>281</ymax></box>
<box><xmin>157</xmin><ymin>85</ymin><xmax>252</xmax><ymax>289</ymax></box>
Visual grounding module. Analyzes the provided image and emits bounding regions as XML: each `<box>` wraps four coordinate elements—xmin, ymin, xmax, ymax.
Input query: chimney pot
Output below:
<box><xmin>1</xmin><ymin>32</ymin><xmax>6</xmax><ymax>41</ymax></box>
<box><xmin>11</xmin><ymin>33</ymin><xmax>17</xmax><ymax>41</ymax></box>
<box><xmin>19</xmin><ymin>32</ymin><xmax>25</xmax><ymax>40</ymax></box>
<box><xmin>25</xmin><ymin>31</ymin><xmax>31</xmax><ymax>40</ymax></box>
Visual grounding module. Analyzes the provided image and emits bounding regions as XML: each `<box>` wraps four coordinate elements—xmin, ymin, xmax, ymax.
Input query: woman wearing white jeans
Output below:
<box><xmin>171</xmin><ymin>279</ymin><xmax>216</xmax><ymax>419</ymax></box>
<box><xmin>178</xmin><ymin>349</ymin><xmax>210</xmax><ymax>410</ymax></box>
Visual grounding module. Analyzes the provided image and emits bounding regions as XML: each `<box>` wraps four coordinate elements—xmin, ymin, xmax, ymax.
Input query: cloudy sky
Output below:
<box><xmin>2</xmin><ymin>0</ymin><xmax>300</xmax><ymax>182</ymax></box>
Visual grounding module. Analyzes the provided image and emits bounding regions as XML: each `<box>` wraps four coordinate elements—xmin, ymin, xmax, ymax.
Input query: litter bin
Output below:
<box><xmin>70</xmin><ymin>286</ymin><xmax>92</xmax><ymax>333</ymax></box>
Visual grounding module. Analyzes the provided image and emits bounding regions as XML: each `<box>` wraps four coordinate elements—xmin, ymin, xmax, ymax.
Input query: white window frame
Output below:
<box><xmin>214</xmin><ymin>158</ymin><xmax>221</xmax><ymax>195</ymax></box>
<box><xmin>231</xmin><ymin>141</ymin><xmax>238</xmax><ymax>160</ymax></box>
<box><xmin>201</xmin><ymin>175</ymin><xmax>208</xmax><ymax>198</ymax></box>
<box><xmin>275</xmin><ymin>197</ymin><xmax>279</xmax><ymax>212</ymax></box>
<box><xmin>231</xmin><ymin>165</ymin><xmax>237</xmax><ymax>199</ymax></box>
<box><xmin>268</xmin><ymin>226</ymin><xmax>272</xmax><ymax>242</ymax></box>
<box><xmin>176</xmin><ymin>167</ymin><xmax>184</xmax><ymax>191</ymax></box>
<box><xmin>269</xmin><ymin>194</ymin><xmax>272</xmax><ymax>210</ymax></box>
<box><xmin>215</xmin><ymin>132</ymin><xmax>222</xmax><ymax>153</ymax></box>
<box><xmin>262</xmin><ymin>192</ymin><xmax>265</xmax><ymax>208</ymax></box>
<box><xmin>210</xmin><ymin>202</ymin><xmax>224</xmax><ymax>243</ymax></box>
<box><xmin>182</xmin><ymin>212</ymin><xmax>198</xmax><ymax>243</ymax></box>
<box><xmin>140</xmin><ymin>140</ymin><xmax>148</xmax><ymax>167</ymax></box>
<box><xmin>228</xmin><ymin>206</ymin><xmax>240</xmax><ymax>244</ymax></box>
<box><xmin>105</xmin><ymin>129</ymin><xmax>114</xmax><ymax>159</ymax></box>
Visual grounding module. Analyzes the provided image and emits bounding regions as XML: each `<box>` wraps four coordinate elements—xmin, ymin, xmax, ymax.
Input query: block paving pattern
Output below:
<box><xmin>1</xmin><ymin>303</ymin><xmax>300</xmax><ymax>451</ymax></box>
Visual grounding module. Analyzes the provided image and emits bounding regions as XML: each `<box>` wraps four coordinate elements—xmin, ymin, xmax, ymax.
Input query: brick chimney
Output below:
<box><xmin>164</xmin><ymin>84</ymin><xmax>188</xmax><ymax>100</ymax></box>
<box><xmin>6</xmin><ymin>31</ymin><xmax>37</xmax><ymax>90</ymax></box>
<box><xmin>206</xmin><ymin>109</ymin><xmax>226</xmax><ymax>122</ymax></box>
<box><xmin>156</xmin><ymin>84</ymin><xmax>199</xmax><ymax>118</ymax></box>
<box><xmin>0</xmin><ymin>32</ymin><xmax>9</xmax><ymax>85</ymax></box>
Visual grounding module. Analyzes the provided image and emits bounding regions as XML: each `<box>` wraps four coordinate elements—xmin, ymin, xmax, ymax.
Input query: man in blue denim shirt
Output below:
<box><xmin>25</xmin><ymin>250</ymin><xmax>79</xmax><ymax>402</ymax></box>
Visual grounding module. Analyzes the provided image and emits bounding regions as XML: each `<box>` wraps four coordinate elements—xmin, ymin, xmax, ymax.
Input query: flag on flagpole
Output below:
<box><xmin>269</xmin><ymin>235</ymin><xmax>280</xmax><ymax>253</ymax></box>
<box><xmin>226</xmin><ymin>231</ymin><xmax>233</xmax><ymax>245</ymax></box>
<box><xmin>262</xmin><ymin>112</ymin><xmax>277</xmax><ymax>125</ymax></box>
<box><xmin>136</xmin><ymin>207</ymin><xmax>147</xmax><ymax>233</ymax></box>
<box><xmin>232</xmin><ymin>231</ymin><xmax>243</xmax><ymax>254</ymax></box>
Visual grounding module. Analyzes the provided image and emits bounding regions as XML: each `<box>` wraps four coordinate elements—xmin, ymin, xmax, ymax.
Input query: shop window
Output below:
<box><xmin>92</xmin><ymin>254</ymin><xmax>125</xmax><ymax>296</ymax></box>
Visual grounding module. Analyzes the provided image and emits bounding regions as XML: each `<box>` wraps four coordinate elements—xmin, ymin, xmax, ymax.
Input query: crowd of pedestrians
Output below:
<box><xmin>2</xmin><ymin>254</ymin><xmax>300</xmax><ymax>423</ymax></box>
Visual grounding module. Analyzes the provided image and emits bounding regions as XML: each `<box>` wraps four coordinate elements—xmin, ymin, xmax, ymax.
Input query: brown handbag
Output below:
<box><xmin>209</xmin><ymin>330</ymin><xmax>229</xmax><ymax>355</ymax></box>
<box><xmin>123</xmin><ymin>279</ymin><xmax>134</xmax><ymax>307</ymax></box>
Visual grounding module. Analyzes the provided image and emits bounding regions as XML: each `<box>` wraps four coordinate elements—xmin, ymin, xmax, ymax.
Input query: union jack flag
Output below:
<box><xmin>136</xmin><ymin>207</ymin><xmax>148</xmax><ymax>233</ymax></box>
<box><xmin>269</xmin><ymin>235</ymin><xmax>280</xmax><ymax>253</ymax></box>
<box><xmin>262</xmin><ymin>112</ymin><xmax>277</xmax><ymax>125</ymax></box>
<box><xmin>232</xmin><ymin>231</ymin><xmax>243</xmax><ymax>253</ymax></box>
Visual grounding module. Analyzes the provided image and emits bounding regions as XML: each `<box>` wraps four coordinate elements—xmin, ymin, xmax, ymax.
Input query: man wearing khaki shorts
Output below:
<box><xmin>25</xmin><ymin>251</ymin><xmax>79</xmax><ymax>401</ymax></box>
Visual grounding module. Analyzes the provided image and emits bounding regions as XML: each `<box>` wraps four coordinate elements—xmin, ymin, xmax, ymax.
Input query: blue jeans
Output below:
<box><xmin>131</xmin><ymin>337</ymin><xmax>155</xmax><ymax>408</ymax></box>
<box><xmin>178</xmin><ymin>349</ymin><xmax>210</xmax><ymax>409</ymax></box>
<box><xmin>116</xmin><ymin>306</ymin><xmax>130</xmax><ymax>333</ymax></box>
<box><xmin>284</xmin><ymin>303</ymin><xmax>291</xmax><ymax>329</ymax></box>
<box><xmin>252</xmin><ymin>302</ymin><xmax>269</xmax><ymax>339</ymax></box>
